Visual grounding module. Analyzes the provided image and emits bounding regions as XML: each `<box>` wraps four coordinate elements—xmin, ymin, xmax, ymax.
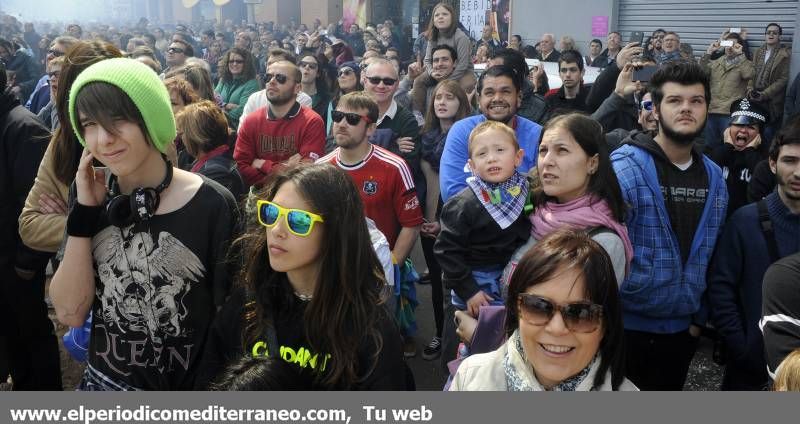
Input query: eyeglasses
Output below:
<box><xmin>47</xmin><ymin>49</ymin><xmax>64</xmax><ymax>57</ymax></box>
<box><xmin>300</xmin><ymin>61</ymin><xmax>319</xmax><ymax>70</ymax></box>
<box><xmin>640</xmin><ymin>100</ymin><xmax>653</xmax><ymax>111</ymax></box>
<box><xmin>167</xmin><ymin>47</ymin><xmax>185</xmax><ymax>54</ymax></box>
<box><xmin>517</xmin><ymin>293</ymin><xmax>603</xmax><ymax>333</ymax></box>
<box><xmin>264</xmin><ymin>73</ymin><xmax>289</xmax><ymax>84</ymax></box>
<box><xmin>47</xmin><ymin>70</ymin><xmax>60</xmax><ymax>79</ymax></box>
<box><xmin>366</xmin><ymin>76</ymin><xmax>397</xmax><ymax>86</ymax></box>
<box><xmin>256</xmin><ymin>200</ymin><xmax>324</xmax><ymax>237</ymax></box>
<box><xmin>332</xmin><ymin>110</ymin><xmax>372</xmax><ymax>125</ymax></box>
<box><xmin>229</xmin><ymin>59</ymin><xmax>244</xmax><ymax>64</ymax></box>
<box><xmin>338</xmin><ymin>68</ymin><xmax>354</xmax><ymax>77</ymax></box>
<box><xmin>766</xmin><ymin>30</ymin><xmax>780</xmax><ymax>36</ymax></box>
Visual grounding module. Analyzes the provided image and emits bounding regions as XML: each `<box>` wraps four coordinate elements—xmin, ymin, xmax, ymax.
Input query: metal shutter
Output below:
<box><xmin>617</xmin><ymin>0</ymin><xmax>797</xmax><ymax>58</ymax></box>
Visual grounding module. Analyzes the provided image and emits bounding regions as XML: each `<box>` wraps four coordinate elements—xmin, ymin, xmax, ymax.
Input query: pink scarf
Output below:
<box><xmin>530</xmin><ymin>195</ymin><xmax>633</xmax><ymax>271</ymax></box>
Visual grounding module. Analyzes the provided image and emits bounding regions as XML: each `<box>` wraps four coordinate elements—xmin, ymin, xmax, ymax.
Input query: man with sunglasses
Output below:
<box><xmin>749</xmin><ymin>23</ymin><xmax>790</xmax><ymax>143</ymax></box>
<box><xmin>241</xmin><ymin>49</ymin><xmax>313</xmax><ymax>121</ymax></box>
<box><xmin>318</xmin><ymin>91</ymin><xmax>423</xmax><ymax>356</ymax></box>
<box><xmin>363</xmin><ymin>59</ymin><xmax>424</xmax><ymax>204</ymax></box>
<box><xmin>25</xmin><ymin>36</ymin><xmax>78</xmax><ymax>113</ymax></box>
<box><xmin>235</xmin><ymin>60</ymin><xmax>324</xmax><ymax>187</ymax></box>
<box><xmin>162</xmin><ymin>40</ymin><xmax>193</xmax><ymax>77</ymax></box>
<box><xmin>611</xmin><ymin>62</ymin><xmax>728</xmax><ymax>391</ymax></box>
<box><xmin>593</xmin><ymin>59</ymin><xmax>659</xmax><ymax>150</ymax></box>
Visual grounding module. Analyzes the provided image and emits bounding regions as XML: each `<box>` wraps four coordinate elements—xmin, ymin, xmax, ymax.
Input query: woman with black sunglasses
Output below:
<box><xmin>298</xmin><ymin>52</ymin><xmax>332</xmax><ymax>129</ymax></box>
<box><xmin>198</xmin><ymin>164</ymin><xmax>410</xmax><ymax>390</ymax></box>
<box><xmin>450</xmin><ymin>228</ymin><xmax>635</xmax><ymax>391</ymax></box>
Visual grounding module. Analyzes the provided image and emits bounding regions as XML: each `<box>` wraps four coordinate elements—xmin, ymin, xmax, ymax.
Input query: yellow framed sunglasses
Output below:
<box><xmin>256</xmin><ymin>200</ymin><xmax>324</xmax><ymax>237</ymax></box>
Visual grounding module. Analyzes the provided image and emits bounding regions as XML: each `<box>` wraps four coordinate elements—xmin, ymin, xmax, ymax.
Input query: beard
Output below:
<box><xmin>659</xmin><ymin>115</ymin><xmax>707</xmax><ymax>146</ymax></box>
<box><xmin>267</xmin><ymin>89</ymin><xmax>295</xmax><ymax>106</ymax></box>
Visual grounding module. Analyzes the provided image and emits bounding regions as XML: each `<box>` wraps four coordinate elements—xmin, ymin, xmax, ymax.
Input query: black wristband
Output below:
<box><xmin>66</xmin><ymin>202</ymin><xmax>103</xmax><ymax>238</ymax></box>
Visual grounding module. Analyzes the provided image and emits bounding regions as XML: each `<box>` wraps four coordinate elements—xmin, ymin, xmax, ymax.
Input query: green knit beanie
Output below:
<box><xmin>68</xmin><ymin>57</ymin><xmax>176</xmax><ymax>153</ymax></box>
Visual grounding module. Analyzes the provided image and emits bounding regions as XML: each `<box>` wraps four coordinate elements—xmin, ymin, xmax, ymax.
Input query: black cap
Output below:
<box><xmin>729</xmin><ymin>98</ymin><xmax>768</xmax><ymax>126</ymax></box>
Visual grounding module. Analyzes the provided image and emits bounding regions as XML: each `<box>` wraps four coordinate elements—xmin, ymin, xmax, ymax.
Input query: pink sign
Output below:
<box><xmin>591</xmin><ymin>16</ymin><xmax>609</xmax><ymax>37</ymax></box>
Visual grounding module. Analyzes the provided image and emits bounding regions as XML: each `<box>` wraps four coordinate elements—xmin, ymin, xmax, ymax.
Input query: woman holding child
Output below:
<box><xmin>450</xmin><ymin>113</ymin><xmax>634</xmax><ymax>390</ymax></box>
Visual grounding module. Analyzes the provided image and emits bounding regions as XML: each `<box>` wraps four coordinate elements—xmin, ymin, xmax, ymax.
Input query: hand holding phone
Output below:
<box><xmin>629</xmin><ymin>31</ymin><xmax>644</xmax><ymax>46</ymax></box>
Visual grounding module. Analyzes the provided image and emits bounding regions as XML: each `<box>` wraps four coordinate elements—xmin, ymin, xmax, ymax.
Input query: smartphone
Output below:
<box><xmin>720</xmin><ymin>40</ymin><xmax>734</xmax><ymax>47</ymax></box>
<box><xmin>633</xmin><ymin>66</ymin><xmax>657</xmax><ymax>82</ymax></box>
<box><xmin>729</xmin><ymin>27</ymin><xmax>741</xmax><ymax>34</ymax></box>
<box><xmin>629</xmin><ymin>31</ymin><xmax>644</xmax><ymax>45</ymax></box>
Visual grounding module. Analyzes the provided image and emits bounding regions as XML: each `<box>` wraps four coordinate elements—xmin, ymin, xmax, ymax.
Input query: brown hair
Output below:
<box><xmin>74</xmin><ymin>82</ymin><xmax>153</xmax><ymax>150</ymax></box>
<box><xmin>338</xmin><ymin>91</ymin><xmax>379</xmax><ymax>124</ymax></box>
<box><xmin>52</xmin><ymin>40</ymin><xmax>122</xmax><ymax>186</ymax></box>
<box><xmin>422</xmin><ymin>79</ymin><xmax>471</xmax><ymax>133</ymax></box>
<box><xmin>164</xmin><ymin>77</ymin><xmax>200</xmax><ymax>109</ymax></box>
<box><xmin>467</xmin><ymin>120</ymin><xmax>518</xmax><ymax>156</ymax></box>
<box><xmin>174</xmin><ymin>100</ymin><xmax>230</xmax><ymax>157</ymax></box>
<box><xmin>166</xmin><ymin>63</ymin><xmax>216</xmax><ymax>102</ymax></box>
<box><xmin>219</xmin><ymin>47</ymin><xmax>257</xmax><ymax>83</ymax></box>
<box><xmin>505</xmin><ymin>228</ymin><xmax>625</xmax><ymax>390</ymax></box>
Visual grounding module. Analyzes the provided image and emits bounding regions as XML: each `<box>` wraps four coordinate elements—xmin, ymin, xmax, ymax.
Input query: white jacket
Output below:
<box><xmin>450</xmin><ymin>333</ymin><xmax>638</xmax><ymax>391</ymax></box>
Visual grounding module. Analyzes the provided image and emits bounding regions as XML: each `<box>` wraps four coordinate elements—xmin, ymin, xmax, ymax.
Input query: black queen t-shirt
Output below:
<box><xmin>87</xmin><ymin>178</ymin><xmax>239</xmax><ymax>390</ymax></box>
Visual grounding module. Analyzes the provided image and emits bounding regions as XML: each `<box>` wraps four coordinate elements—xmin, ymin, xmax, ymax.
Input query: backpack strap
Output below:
<box><xmin>757</xmin><ymin>199</ymin><xmax>779</xmax><ymax>262</ymax></box>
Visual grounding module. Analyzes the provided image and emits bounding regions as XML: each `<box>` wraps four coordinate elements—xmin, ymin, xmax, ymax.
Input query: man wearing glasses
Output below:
<box><xmin>749</xmin><ymin>23</ymin><xmax>790</xmax><ymax>143</ymax></box>
<box><xmin>318</xmin><ymin>91</ymin><xmax>423</xmax><ymax>357</ymax></box>
<box><xmin>25</xmin><ymin>36</ymin><xmax>78</xmax><ymax>113</ymax></box>
<box><xmin>240</xmin><ymin>49</ymin><xmax>312</xmax><ymax>122</ymax></box>
<box><xmin>363</xmin><ymin>59</ymin><xmax>423</xmax><ymax>208</ymax></box>
<box><xmin>162</xmin><ymin>40</ymin><xmax>193</xmax><ymax>78</ymax></box>
<box><xmin>234</xmin><ymin>60</ymin><xmax>324</xmax><ymax>187</ymax></box>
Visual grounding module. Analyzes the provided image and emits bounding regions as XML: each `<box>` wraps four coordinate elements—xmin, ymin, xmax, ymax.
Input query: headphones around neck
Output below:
<box><xmin>106</xmin><ymin>157</ymin><xmax>174</xmax><ymax>228</ymax></box>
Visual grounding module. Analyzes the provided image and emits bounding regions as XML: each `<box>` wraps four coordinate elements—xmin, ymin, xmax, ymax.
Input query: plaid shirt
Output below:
<box><xmin>612</xmin><ymin>144</ymin><xmax>728</xmax><ymax>334</ymax></box>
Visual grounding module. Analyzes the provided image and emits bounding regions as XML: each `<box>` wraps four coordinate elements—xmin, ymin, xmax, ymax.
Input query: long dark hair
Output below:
<box><xmin>505</xmin><ymin>228</ymin><xmax>626</xmax><ymax>390</ymax></box>
<box><xmin>533</xmin><ymin>113</ymin><xmax>626</xmax><ymax>223</ymax></box>
<box><xmin>238</xmin><ymin>164</ymin><xmax>387</xmax><ymax>389</ymax></box>
<box><xmin>52</xmin><ymin>40</ymin><xmax>122</xmax><ymax>185</ymax></box>
<box><xmin>298</xmin><ymin>52</ymin><xmax>331</xmax><ymax>100</ymax></box>
<box><xmin>219</xmin><ymin>47</ymin><xmax>257</xmax><ymax>83</ymax></box>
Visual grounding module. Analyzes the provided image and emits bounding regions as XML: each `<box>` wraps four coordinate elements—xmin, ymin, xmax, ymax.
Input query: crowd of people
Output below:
<box><xmin>0</xmin><ymin>2</ymin><xmax>799</xmax><ymax>392</ymax></box>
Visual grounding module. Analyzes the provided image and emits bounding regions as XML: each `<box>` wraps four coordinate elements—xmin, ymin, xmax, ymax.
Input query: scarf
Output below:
<box><xmin>503</xmin><ymin>330</ymin><xmax>597</xmax><ymax>391</ymax></box>
<box><xmin>531</xmin><ymin>195</ymin><xmax>633</xmax><ymax>270</ymax></box>
<box><xmin>466</xmin><ymin>171</ymin><xmax>528</xmax><ymax>230</ymax></box>
<box><xmin>754</xmin><ymin>46</ymin><xmax>779</xmax><ymax>91</ymax></box>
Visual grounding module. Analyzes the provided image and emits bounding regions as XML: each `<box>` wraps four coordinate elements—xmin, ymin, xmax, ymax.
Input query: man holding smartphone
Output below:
<box><xmin>701</xmin><ymin>32</ymin><xmax>754</xmax><ymax>149</ymax></box>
